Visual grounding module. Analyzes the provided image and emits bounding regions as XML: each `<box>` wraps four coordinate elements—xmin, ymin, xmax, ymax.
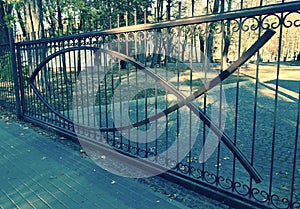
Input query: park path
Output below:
<box><xmin>0</xmin><ymin>117</ymin><xmax>232</xmax><ymax>209</ymax></box>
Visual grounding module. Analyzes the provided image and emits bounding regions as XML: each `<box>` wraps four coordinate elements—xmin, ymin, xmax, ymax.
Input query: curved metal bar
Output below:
<box><xmin>29</xmin><ymin>46</ymin><xmax>100</xmax><ymax>83</ymax></box>
<box><xmin>97</xmin><ymin>29</ymin><xmax>275</xmax><ymax>183</ymax></box>
<box><xmin>29</xmin><ymin>29</ymin><xmax>275</xmax><ymax>183</ymax></box>
<box><xmin>29</xmin><ymin>46</ymin><xmax>101</xmax><ymax>126</ymax></box>
<box><xmin>103</xmin><ymin>29</ymin><xmax>275</xmax><ymax>132</ymax></box>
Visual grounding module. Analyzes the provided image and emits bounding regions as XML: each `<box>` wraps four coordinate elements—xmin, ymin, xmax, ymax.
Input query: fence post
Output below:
<box><xmin>8</xmin><ymin>28</ymin><xmax>22</xmax><ymax>119</ymax></box>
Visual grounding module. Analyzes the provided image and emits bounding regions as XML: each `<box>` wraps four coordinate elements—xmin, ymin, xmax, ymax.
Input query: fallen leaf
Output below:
<box><xmin>179</xmin><ymin>166</ymin><xmax>186</xmax><ymax>171</ymax></box>
<box><xmin>223</xmin><ymin>157</ymin><xmax>230</xmax><ymax>160</ymax></box>
<box><xmin>170</xmin><ymin>194</ymin><xmax>178</xmax><ymax>199</ymax></box>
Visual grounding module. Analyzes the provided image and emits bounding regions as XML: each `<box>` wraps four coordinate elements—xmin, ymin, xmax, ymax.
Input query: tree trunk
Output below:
<box><xmin>181</xmin><ymin>33</ymin><xmax>188</xmax><ymax>62</ymax></box>
<box><xmin>199</xmin><ymin>34</ymin><xmax>205</xmax><ymax>63</ymax></box>
<box><xmin>150</xmin><ymin>35</ymin><xmax>162</xmax><ymax>68</ymax></box>
<box><xmin>44</xmin><ymin>0</ymin><xmax>56</xmax><ymax>36</ymax></box>
<box><xmin>36</xmin><ymin>0</ymin><xmax>45</xmax><ymax>38</ymax></box>
<box><xmin>24</xmin><ymin>0</ymin><xmax>40</xmax><ymax>39</ymax></box>
<box><xmin>24</xmin><ymin>2</ymin><xmax>34</xmax><ymax>38</ymax></box>
<box><xmin>194</xmin><ymin>33</ymin><xmax>198</xmax><ymax>63</ymax></box>
<box><xmin>206</xmin><ymin>0</ymin><xmax>220</xmax><ymax>63</ymax></box>
<box><xmin>16</xmin><ymin>9</ymin><xmax>26</xmax><ymax>37</ymax></box>
<box><xmin>0</xmin><ymin>1</ymin><xmax>9</xmax><ymax>45</ymax></box>
<box><xmin>222</xmin><ymin>35</ymin><xmax>230</xmax><ymax>66</ymax></box>
<box><xmin>206</xmin><ymin>31</ymin><xmax>214</xmax><ymax>62</ymax></box>
<box><xmin>57</xmin><ymin>0</ymin><xmax>63</xmax><ymax>34</ymax></box>
<box><xmin>222</xmin><ymin>0</ymin><xmax>232</xmax><ymax>67</ymax></box>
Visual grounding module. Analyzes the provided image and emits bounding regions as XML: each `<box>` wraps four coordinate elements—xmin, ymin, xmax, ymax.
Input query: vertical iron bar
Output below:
<box><xmin>55</xmin><ymin>44</ymin><xmax>61</xmax><ymax>125</ymax></box>
<box><xmin>62</xmin><ymin>51</ymin><xmax>68</xmax><ymax>125</ymax></box>
<box><xmin>126</xmin><ymin>54</ymin><xmax>131</xmax><ymax>152</ymax></box>
<box><xmin>134</xmin><ymin>10</ymin><xmax>137</xmax><ymax>25</ymax></box>
<box><xmin>110</xmin><ymin>16</ymin><xmax>112</xmax><ymax>30</ymax></box>
<box><xmin>145</xmin><ymin>64</ymin><xmax>148</xmax><ymax>158</ymax></box>
<box><xmin>216</xmin><ymin>18</ymin><xmax>225</xmax><ymax>185</ymax></box>
<box><xmin>67</xmin><ymin>41</ymin><xmax>73</xmax><ymax>123</ymax></box>
<box><xmin>201</xmin><ymin>0</ymin><xmax>210</xmax><ymax>179</ymax></box>
<box><xmin>232</xmin><ymin>12</ymin><xmax>243</xmax><ymax>190</ymax></box>
<box><xmin>9</xmin><ymin>28</ymin><xmax>22</xmax><ymax>118</ymax></box>
<box><xmin>269</xmin><ymin>12</ymin><xmax>284</xmax><ymax>204</ymax></box>
<box><xmin>178</xmin><ymin>2</ymin><xmax>181</xmax><ymax>19</ymax></box>
<box><xmin>176</xmin><ymin>27</ymin><xmax>180</xmax><ymax>170</ymax></box>
<box><xmin>35</xmin><ymin>43</ymin><xmax>41</xmax><ymax>119</ymax></box>
<box><xmin>117</xmin><ymin>14</ymin><xmax>120</xmax><ymax>28</ymax></box>
<box><xmin>111</xmin><ymin>51</ymin><xmax>115</xmax><ymax>147</ymax></box>
<box><xmin>47</xmin><ymin>45</ymin><xmax>53</xmax><ymax>123</ymax></box>
<box><xmin>250</xmin><ymin>15</ymin><xmax>262</xmax><ymax>193</ymax></box>
<box><xmin>289</xmin><ymin>84</ymin><xmax>300</xmax><ymax>206</ymax></box>
<box><xmin>118</xmin><ymin>48</ymin><xmax>123</xmax><ymax>150</ymax></box>
<box><xmin>192</xmin><ymin>0</ymin><xmax>195</xmax><ymax>17</ymax></box>
<box><xmin>97</xmin><ymin>44</ymin><xmax>103</xmax><ymax>138</ymax></box>
<box><xmin>135</xmin><ymin>64</ymin><xmax>139</xmax><ymax>155</ymax></box>
<box><xmin>104</xmin><ymin>51</ymin><xmax>108</xmax><ymax>133</ymax></box>
<box><xmin>165</xmin><ymin>86</ymin><xmax>169</xmax><ymax>166</ymax></box>
<box><xmin>167</xmin><ymin>0</ymin><xmax>171</xmax><ymax>20</ymax></box>
<box><xmin>95</xmin><ymin>39</ymin><xmax>102</xmax><ymax>141</ymax></box>
<box><xmin>84</xmin><ymin>40</ymin><xmax>90</xmax><ymax>131</ymax></box>
<box><xmin>154</xmin><ymin>66</ymin><xmax>158</xmax><ymax>161</ymax></box>
<box><xmin>59</xmin><ymin>42</ymin><xmax>65</xmax><ymax>127</ymax></box>
<box><xmin>189</xmin><ymin>25</ymin><xmax>194</xmax><ymax>175</ymax></box>
<box><xmin>73</xmin><ymin>45</ymin><xmax>79</xmax><ymax>130</ymax></box>
<box><xmin>90</xmin><ymin>42</ymin><xmax>96</xmax><ymax>137</ymax></box>
<box><xmin>125</xmin><ymin>12</ymin><xmax>128</xmax><ymax>27</ymax></box>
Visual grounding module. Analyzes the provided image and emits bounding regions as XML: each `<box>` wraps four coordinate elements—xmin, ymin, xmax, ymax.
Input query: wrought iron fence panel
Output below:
<box><xmin>13</xmin><ymin>2</ymin><xmax>300</xmax><ymax>209</ymax></box>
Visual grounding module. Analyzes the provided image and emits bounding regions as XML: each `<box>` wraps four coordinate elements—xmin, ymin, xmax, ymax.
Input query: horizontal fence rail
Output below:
<box><xmin>15</xmin><ymin>1</ymin><xmax>300</xmax><ymax>43</ymax></box>
<box><xmin>0</xmin><ymin>1</ymin><xmax>298</xmax><ymax>209</ymax></box>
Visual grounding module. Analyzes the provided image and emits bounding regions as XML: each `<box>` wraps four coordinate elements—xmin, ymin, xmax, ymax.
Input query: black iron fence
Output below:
<box><xmin>0</xmin><ymin>1</ymin><xmax>300</xmax><ymax>209</ymax></box>
<box><xmin>0</xmin><ymin>42</ymin><xmax>18</xmax><ymax>112</ymax></box>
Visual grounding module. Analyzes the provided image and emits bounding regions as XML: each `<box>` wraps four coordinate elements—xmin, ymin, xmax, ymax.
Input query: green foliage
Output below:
<box><xmin>41</xmin><ymin>0</ymin><xmax>153</xmax><ymax>35</ymax></box>
<box><xmin>3</xmin><ymin>13</ymin><xmax>14</xmax><ymax>27</ymax></box>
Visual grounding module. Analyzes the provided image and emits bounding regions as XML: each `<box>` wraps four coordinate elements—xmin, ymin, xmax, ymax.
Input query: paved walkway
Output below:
<box><xmin>0</xmin><ymin>118</ymin><xmax>231</xmax><ymax>209</ymax></box>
